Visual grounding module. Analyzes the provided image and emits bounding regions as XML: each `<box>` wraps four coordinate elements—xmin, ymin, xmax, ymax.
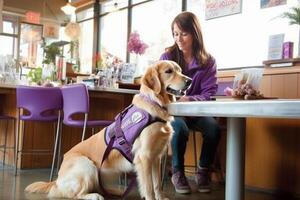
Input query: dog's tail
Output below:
<box><xmin>25</xmin><ymin>181</ymin><xmax>55</xmax><ymax>194</ymax></box>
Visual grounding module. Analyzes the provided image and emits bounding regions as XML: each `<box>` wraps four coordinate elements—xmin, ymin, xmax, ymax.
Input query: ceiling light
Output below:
<box><xmin>61</xmin><ymin>2</ymin><xmax>76</xmax><ymax>15</ymax></box>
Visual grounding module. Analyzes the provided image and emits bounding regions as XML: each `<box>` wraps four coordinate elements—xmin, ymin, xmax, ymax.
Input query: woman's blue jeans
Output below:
<box><xmin>171</xmin><ymin>116</ymin><xmax>221</xmax><ymax>171</ymax></box>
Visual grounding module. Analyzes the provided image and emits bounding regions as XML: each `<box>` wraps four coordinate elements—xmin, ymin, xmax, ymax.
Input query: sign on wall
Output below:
<box><xmin>260</xmin><ymin>0</ymin><xmax>286</xmax><ymax>9</ymax></box>
<box><xmin>205</xmin><ymin>0</ymin><xmax>242</xmax><ymax>20</ymax></box>
<box><xmin>43</xmin><ymin>23</ymin><xmax>60</xmax><ymax>39</ymax></box>
<box><xmin>25</xmin><ymin>11</ymin><xmax>40</xmax><ymax>24</ymax></box>
<box><xmin>0</xmin><ymin>0</ymin><xmax>3</xmax><ymax>33</ymax></box>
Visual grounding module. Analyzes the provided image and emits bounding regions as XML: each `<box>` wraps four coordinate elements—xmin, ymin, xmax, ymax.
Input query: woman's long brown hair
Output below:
<box><xmin>165</xmin><ymin>11</ymin><xmax>210</xmax><ymax>70</ymax></box>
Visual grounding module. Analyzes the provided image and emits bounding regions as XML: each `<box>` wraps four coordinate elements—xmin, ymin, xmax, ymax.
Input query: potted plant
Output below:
<box><xmin>281</xmin><ymin>6</ymin><xmax>300</xmax><ymax>25</ymax></box>
<box><xmin>42</xmin><ymin>42</ymin><xmax>62</xmax><ymax>65</ymax></box>
<box><xmin>43</xmin><ymin>44</ymin><xmax>61</xmax><ymax>65</ymax></box>
<box><xmin>281</xmin><ymin>6</ymin><xmax>300</xmax><ymax>57</ymax></box>
<box><xmin>42</xmin><ymin>42</ymin><xmax>62</xmax><ymax>81</ymax></box>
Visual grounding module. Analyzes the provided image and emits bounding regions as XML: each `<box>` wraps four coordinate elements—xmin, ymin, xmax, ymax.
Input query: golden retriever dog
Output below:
<box><xmin>25</xmin><ymin>60</ymin><xmax>191</xmax><ymax>200</ymax></box>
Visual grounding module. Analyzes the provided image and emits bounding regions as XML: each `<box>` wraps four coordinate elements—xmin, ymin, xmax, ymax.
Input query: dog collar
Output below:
<box><xmin>139</xmin><ymin>94</ymin><xmax>168</xmax><ymax>111</ymax></box>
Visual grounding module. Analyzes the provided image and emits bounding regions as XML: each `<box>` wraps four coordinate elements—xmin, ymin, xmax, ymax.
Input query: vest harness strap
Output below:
<box><xmin>99</xmin><ymin>103</ymin><xmax>166</xmax><ymax>199</ymax></box>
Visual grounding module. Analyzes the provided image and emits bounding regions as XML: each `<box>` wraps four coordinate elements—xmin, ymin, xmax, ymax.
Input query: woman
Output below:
<box><xmin>160</xmin><ymin>11</ymin><xmax>220</xmax><ymax>194</ymax></box>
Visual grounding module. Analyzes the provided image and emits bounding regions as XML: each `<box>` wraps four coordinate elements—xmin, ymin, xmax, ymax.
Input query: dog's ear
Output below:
<box><xmin>142</xmin><ymin>67</ymin><xmax>161</xmax><ymax>94</ymax></box>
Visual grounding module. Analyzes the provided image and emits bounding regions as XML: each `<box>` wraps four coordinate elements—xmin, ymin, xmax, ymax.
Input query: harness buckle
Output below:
<box><xmin>118</xmin><ymin>138</ymin><xmax>126</xmax><ymax>145</ymax></box>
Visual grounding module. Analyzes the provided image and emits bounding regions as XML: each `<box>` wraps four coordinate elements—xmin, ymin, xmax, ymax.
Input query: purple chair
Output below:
<box><xmin>15</xmin><ymin>86</ymin><xmax>62</xmax><ymax>181</ymax></box>
<box><xmin>61</xmin><ymin>83</ymin><xmax>113</xmax><ymax>141</ymax></box>
<box><xmin>0</xmin><ymin>115</ymin><xmax>15</xmax><ymax>167</ymax></box>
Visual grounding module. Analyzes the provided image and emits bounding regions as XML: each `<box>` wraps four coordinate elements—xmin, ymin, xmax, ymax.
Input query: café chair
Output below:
<box><xmin>15</xmin><ymin>86</ymin><xmax>63</xmax><ymax>181</ymax></box>
<box><xmin>0</xmin><ymin>115</ymin><xmax>15</xmax><ymax>167</ymax></box>
<box><xmin>54</xmin><ymin>84</ymin><xmax>113</xmax><ymax>175</ymax></box>
<box><xmin>61</xmin><ymin>83</ymin><xmax>113</xmax><ymax>142</ymax></box>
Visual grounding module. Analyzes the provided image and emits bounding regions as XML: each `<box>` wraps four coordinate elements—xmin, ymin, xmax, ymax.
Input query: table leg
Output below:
<box><xmin>226</xmin><ymin>117</ymin><xmax>246</xmax><ymax>200</ymax></box>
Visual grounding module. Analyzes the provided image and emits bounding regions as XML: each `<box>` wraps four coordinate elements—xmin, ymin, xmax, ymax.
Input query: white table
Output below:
<box><xmin>167</xmin><ymin>99</ymin><xmax>300</xmax><ymax>200</ymax></box>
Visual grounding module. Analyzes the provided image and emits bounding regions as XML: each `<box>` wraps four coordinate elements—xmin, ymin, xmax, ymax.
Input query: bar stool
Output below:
<box><xmin>15</xmin><ymin>86</ymin><xmax>62</xmax><ymax>181</ymax></box>
<box><xmin>61</xmin><ymin>83</ymin><xmax>113</xmax><ymax>141</ymax></box>
<box><xmin>0</xmin><ymin>115</ymin><xmax>15</xmax><ymax>166</ymax></box>
<box><xmin>54</xmin><ymin>84</ymin><xmax>113</xmax><ymax>169</ymax></box>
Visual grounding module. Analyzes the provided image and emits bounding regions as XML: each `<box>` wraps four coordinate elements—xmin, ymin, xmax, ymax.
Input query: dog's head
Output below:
<box><xmin>140</xmin><ymin>60</ymin><xmax>191</xmax><ymax>104</ymax></box>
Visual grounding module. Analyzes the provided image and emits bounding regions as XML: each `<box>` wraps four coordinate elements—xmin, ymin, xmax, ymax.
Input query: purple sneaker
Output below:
<box><xmin>195</xmin><ymin>168</ymin><xmax>211</xmax><ymax>193</ymax></box>
<box><xmin>171</xmin><ymin>171</ymin><xmax>191</xmax><ymax>194</ymax></box>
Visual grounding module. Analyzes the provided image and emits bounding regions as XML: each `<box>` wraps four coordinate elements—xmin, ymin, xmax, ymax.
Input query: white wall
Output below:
<box><xmin>189</xmin><ymin>0</ymin><xmax>300</xmax><ymax>69</ymax></box>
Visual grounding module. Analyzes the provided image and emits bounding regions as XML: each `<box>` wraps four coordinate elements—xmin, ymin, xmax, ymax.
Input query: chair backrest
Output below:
<box><xmin>216</xmin><ymin>81</ymin><xmax>233</xmax><ymax>96</ymax></box>
<box><xmin>61</xmin><ymin>83</ymin><xmax>89</xmax><ymax>123</ymax></box>
<box><xmin>16</xmin><ymin>86</ymin><xmax>63</xmax><ymax>121</ymax></box>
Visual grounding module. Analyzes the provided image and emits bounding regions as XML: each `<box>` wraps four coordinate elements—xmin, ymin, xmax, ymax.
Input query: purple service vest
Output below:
<box><xmin>104</xmin><ymin>104</ymin><xmax>164</xmax><ymax>163</ymax></box>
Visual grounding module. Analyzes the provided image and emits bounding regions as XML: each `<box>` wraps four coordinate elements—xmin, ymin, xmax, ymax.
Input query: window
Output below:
<box><xmin>0</xmin><ymin>15</ymin><xmax>18</xmax><ymax>72</ymax></box>
<box><xmin>75</xmin><ymin>8</ymin><xmax>95</xmax><ymax>74</ymax></box>
<box><xmin>77</xmin><ymin>7</ymin><xmax>94</xmax><ymax>21</ymax></box>
<box><xmin>100</xmin><ymin>9</ymin><xmax>128</xmax><ymax>62</ymax></box>
<box><xmin>0</xmin><ymin>35</ymin><xmax>16</xmax><ymax>57</ymax></box>
<box><xmin>92</xmin><ymin>0</ymin><xmax>298</xmax><ymax>72</ymax></box>
<box><xmin>19</xmin><ymin>23</ymin><xmax>43</xmax><ymax>68</ymax></box>
<box><xmin>100</xmin><ymin>0</ymin><xmax>128</xmax><ymax>14</ymax></box>
<box><xmin>131</xmin><ymin>0</ymin><xmax>181</xmax><ymax>64</ymax></box>
<box><xmin>3</xmin><ymin>21</ymin><xmax>15</xmax><ymax>34</ymax></box>
<box><xmin>78</xmin><ymin>19</ymin><xmax>94</xmax><ymax>73</ymax></box>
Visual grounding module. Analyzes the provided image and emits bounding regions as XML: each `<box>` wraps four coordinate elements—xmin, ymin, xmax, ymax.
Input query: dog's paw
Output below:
<box><xmin>155</xmin><ymin>194</ymin><xmax>169</xmax><ymax>200</ymax></box>
<box><xmin>157</xmin><ymin>197</ymin><xmax>169</xmax><ymax>200</ymax></box>
<box><xmin>79</xmin><ymin>193</ymin><xmax>104</xmax><ymax>200</ymax></box>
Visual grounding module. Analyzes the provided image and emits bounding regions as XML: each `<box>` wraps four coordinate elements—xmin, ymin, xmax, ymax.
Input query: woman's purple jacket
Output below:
<box><xmin>160</xmin><ymin>52</ymin><xmax>218</xmax><ymax>101</ymax></box>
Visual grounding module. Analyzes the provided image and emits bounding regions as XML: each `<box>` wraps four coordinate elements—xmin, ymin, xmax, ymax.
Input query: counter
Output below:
<box><xmin>0</xmin><ymin>83</ymin><xmax>138</xmax><ymax>168</ymax></box>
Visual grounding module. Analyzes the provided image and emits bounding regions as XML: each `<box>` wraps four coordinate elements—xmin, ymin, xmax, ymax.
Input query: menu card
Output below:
<box><xmin>268</xmin><ymin>34</ymin><xmax>284</xmax><ymax>60</ymax></box>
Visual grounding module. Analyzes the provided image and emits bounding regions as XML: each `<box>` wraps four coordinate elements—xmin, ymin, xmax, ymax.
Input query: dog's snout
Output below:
<box><xmin>185</xmin><ymin>77</ymin><xmax>192</xmax><ymax>87</ymax></box>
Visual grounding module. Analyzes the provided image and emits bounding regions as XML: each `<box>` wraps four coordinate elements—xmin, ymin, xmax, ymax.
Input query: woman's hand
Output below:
<box><xmin>178</xmin><ymin>96</ymin><xmax>190</xmax><ymax>102</ymax></box>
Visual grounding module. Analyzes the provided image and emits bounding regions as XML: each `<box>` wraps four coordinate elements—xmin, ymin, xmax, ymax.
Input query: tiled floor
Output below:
<box><xmin>0</xmin><ymin>165</ymin><xmax>299</xmax><ymax>200</ymax></box>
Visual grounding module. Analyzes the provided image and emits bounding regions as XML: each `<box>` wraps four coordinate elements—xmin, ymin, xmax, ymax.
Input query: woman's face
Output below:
<box><xmin>173</xmin><ymin>23</ymin><xmax>193</xmax><ymax>53</ymax></box>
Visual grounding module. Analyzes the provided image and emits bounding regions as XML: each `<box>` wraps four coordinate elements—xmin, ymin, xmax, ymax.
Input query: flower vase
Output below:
<box><xmin>133</xmin><ymin>54</ymin><xmax>143</xmax><ymax>78</ymax></box>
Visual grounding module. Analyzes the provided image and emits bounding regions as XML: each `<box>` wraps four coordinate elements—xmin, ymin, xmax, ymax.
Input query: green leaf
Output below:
<box><xmin>43</xmin><ymin>43</ymin><xmax>62</xmax><ymax>64</ymax></box>
<box><xmin>281</xmin><ymin>6</ymin><xmax>300</xmax><ymax>25</ymax></box>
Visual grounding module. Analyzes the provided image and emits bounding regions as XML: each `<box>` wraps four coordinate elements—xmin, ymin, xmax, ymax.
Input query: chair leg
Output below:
<box><xmin>14</xmin><ymin>112</ymin><xmax>21</xmax><ymax>176</ymax></box>
<box><xmin>56</xmin><ymin>122</ymin><xmax>63</xmax><ymax>173</ymax></box>
<box><xmin>81</xmin><ymin>114</ymin><xmax>88</xmax><ymax>141</ymax></box>
<box><xmin>2</xmin><ymin>119</ymin><xmax>9</xmax><ymax>166</ymax></box>
<box><xmin>13</xmin><ymin>119</ymin><xmax>16</xmax><ymax>166</ymax></box>
<box><xmin>50</xmin><ymin>111</ymin><xmax>61</xmax><ymax>181</ymax></box>
<box><xmin>192</xmin><ymin>131</ymin><xmax>198</xmax><ymax>172</ymax></box>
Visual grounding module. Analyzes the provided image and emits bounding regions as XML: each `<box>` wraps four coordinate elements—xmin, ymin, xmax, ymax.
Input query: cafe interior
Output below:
<box><xmin>0</xmin><ymin>0</ymin><xmax>300</xmax><ymax>199</ymax></box>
